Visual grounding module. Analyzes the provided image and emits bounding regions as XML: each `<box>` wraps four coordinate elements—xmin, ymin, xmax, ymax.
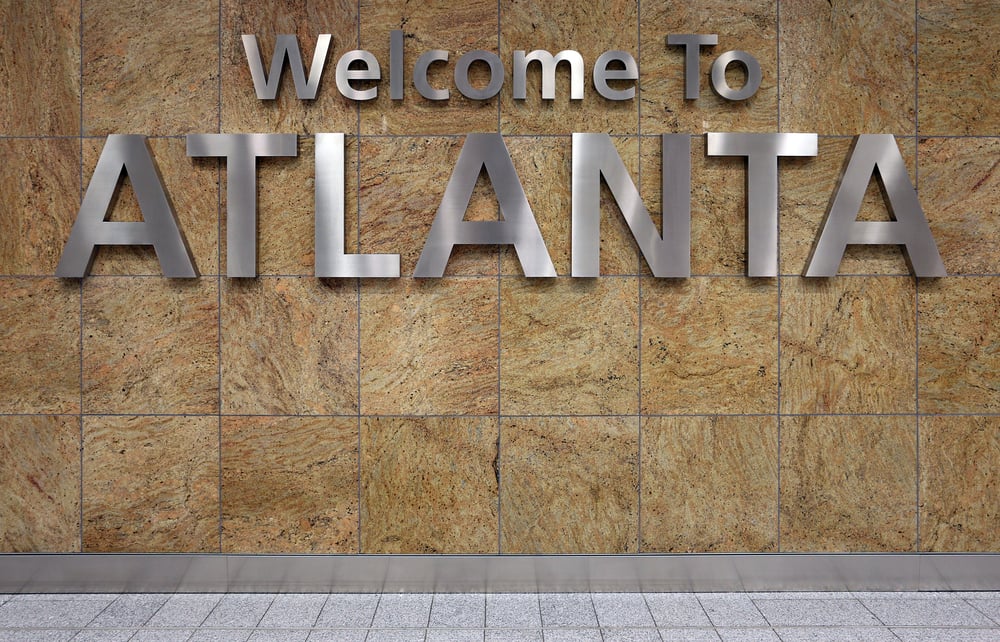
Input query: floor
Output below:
<box><xmin>0</xmin><ymin>592</ymin><xmax>998</xmax><ymax>641</ymax></box>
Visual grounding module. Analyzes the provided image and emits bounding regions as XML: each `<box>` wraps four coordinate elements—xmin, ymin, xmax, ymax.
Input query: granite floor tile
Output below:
<box><xmin>541</xmin><ymin>630</ymin><xmax>602</xmax><ymax>642</ymax></box>
<box><xmin>0</xmin><ymin>632</ymin><xmax>77</xmax><ymax>642</ymax></box>
<box><xmin>485</xmin><ymin>631</ymin><xmax>542</xmax><ymax>642</ymax></box>
<box><xmin>69</xmin><ymin>631</ymin><xmax>135</xmax><ymax>642</ymax></box>
<box><xmin>656</xmin><ymin>630</ymin><xmax>721</xmax><ymax>642</ymax></box>
<box><xmin>131</xmin><ymin>629</ymin><xmax>197</xmax><ymax>641</ymax></box>
<box><xmin>892</xmin><ymin>630</ymin><xmax>1000</xmax><ymax>642</ymax></box>
<box><xmin>0</xmin><ymin>599</ymin><xmax>109</xmax><ymax>628</ymax></box>
<box><xmin>143</xmin><ymin>594</ymin><xmax>222</xmax><ymax>627</ymax></box>
<box><xmin>592</xmin><ymin>593</ymin><xmax>654</xmax><ymax>628</ymax></box>
<box><xmin>860</xmin><ymin>597</ymin><xmax>994</xmax><ymax>627</ymax></box>
<box><xmin>85</xmin><ymin>594</ymin><xmax>168</xmax><ymax>628</ymax></box>
<box><xmin>202</xmin><ymin>594</ymin><xmax>275</xmax><ymax>628</ymax></box>
<box><xmin>306</xmin><ymin>631</ymin><xmax>368</xmax><ymax>642</ymax></box>
<box><xmin>246</xmin><ymin>632</ymin><xmax>308</xmax><ymax>642</ymax></box>
<box><xmin>363</xmin><ymin>631</ymin><xmax>426</xmax><ymax>642</ymax></box>
<box><xmin>773</xmin><ymin>628</ymin><xmax>899</xmax><ymax>642</ymax></box>
<box><xmin>429</xmin><ymin>594</ymin><xmax>485</xmax><ymax>628</ymax></box>
<box><xmin>715</xmin><ymin>629</ymin><xmax>780</xmax><ymax>642</ymax></box>
<box><xmin>539</xmin><ymin>594</ymin><xmax>598</xmax><ymax>628</ymax></box>
<box><xmin>486</xmin><ymin>594</ymin><xmax>541</xmax><ymax>629</ymax></box>
<box><xmin>600</xmin><ymin>629</ymin><xmax>661</xmax><ymax>642</ymax></box>
<box><xmin>188</xmin><ymin>631</ymin><xmax>253</xmax><ymax>642</ymax></box>
<box><xmin>752</xmin><ymin>598</ymin><xmax>879</xmax><ymax>626</ymax></box>
<box><xmin>424</xmin><ymin>630</ymin><xmax>484</xmax><ymax>642</ymax></box>
<box><xmin>314</xmin><ymin>594</ymin><xmax>379</xmax><ymax>629</ymax></box>
<box><xmin>370</xmin><ymin>594</ymin><xmax>433</xmax><ymax>629</ymax></box>
<box><xmin>258</xmin><ymin>594</ymin><xmax>328</xmax><ymax>628</ymax></box>
<box><xmin>644</xmin><ymin>594</ymin><xmax>712</xmax><ymax>628</ymax></box>
<box><xmin>696</xmin><ymin>595</ymin><xmax>768</xmax><ymax>627</ymax></box>
<box><xmin>967</xmin><ymin>598</ymin><xmax>1000</xmax><ymax>624</ymax></box>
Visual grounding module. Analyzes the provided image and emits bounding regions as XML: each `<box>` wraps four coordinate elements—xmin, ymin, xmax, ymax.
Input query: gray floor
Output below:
<box><xmin>0</xmin><ymin>592</ymin><xmax>998</xmax><ymax>641</ymax></box>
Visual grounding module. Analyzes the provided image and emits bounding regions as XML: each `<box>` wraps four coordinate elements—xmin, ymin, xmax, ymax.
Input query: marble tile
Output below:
<box><xmin>221</xmin><ymin>0</ymin><xmax>358</xmax><ymax>134</ymax></box>
<box><xmin>221</xmin><ymin>277</ymin><xmax>357</xmax><ymax>415</ymax></box>
<box><xmin>359</xmin><ymin>137</ymin><xmax>500</xmax><ymax>277</ymax></box>
<box><xmin>641</xmin><ymin>278</ymin><xmax>777</xmax><ymax>415</ymax></box>
<box><xmin>83</xmin><ymin>0</ymin><xmax>218</xmax><ymax>135</ymax></box>
<box><xmin>0</xmin><ymin>278</ymin><xmax>80</xmax><ymax>414</ymax></box>
<box><xmin>83</xmin><ymin>277</ymin><xmax>219</xmax><ymax>415</ymax></box>
<box><xmin>0</xmin><ymin>139</ymin><xmax>80</xmax><ymax>275</ymax></box>
<box><xmin>83</xmin><ymin>137</ymin><xmax>219</xmax><ymax>276</ymax></box>
<box><xmin>360</xmin><ymin>417</ymin><xmax>498</xmax><ymax>553</ymax></box>
<box><xmin>360</xmin><ymin>279</ymin><xmax>498</xmax><ymax>415</ymax></box>
<box><xmin>499</xmin><ymin>0</ymin><xmax>638</xmax><ymax>135</ymax></box>
<box><xmin>779</xmin><ymin>415</ymin><xmax>917</xmax><ymax>552</ymax></box>
<box><xmin>359</xmin><ymin>0</ymin><xmax>499</xmax><ymax>135</ymax></box>
<box><xmin>780</xmin><ymin>277</ymin><xmax>916</xmax><ymax>414</ymax></box>
<box><xmin>0</xmin><ymin>416</ymin><xmax>80</xmax><ymax>552</ymax></box>
<box><xmin>918</xmin><ymin>137</ymin><xmax>1000</xmax><ymax>274</ymax></box>
<box><xmin>639</xmin><ymin>0</ymin><xmax>778</xmax><ymax>134</ymax></box>
<box><xmin>500</xmin><ymin>417</ymin><xmax>638</xmax><ymax>553</ymax></box>
<box><xmin>918</xmin><ymin>0</ymin><xmax>1000</xmax><ymax>135</ymax></box>
<box><xmin>780</xmin><ymin>138</ymin><xmax>918</xmax><ymax>276</ymax></box>
<box><xmin>82</xmin><ymin>415</ymin><xmax>219</xmax><ymax>552</ymax></box>
<box><xmin>779</xmin><ymin>0</ymin><xmax>915</xmax><ymax>135</ymax></box>
<box><xmin>500</xmin><ymin>278</ymin><xmax>638</xmax><ymax>415</ymax></box>
<box><xmin>0</xmin><ymin>0</ymin><xmax>80</xmax><ymax>135</ymax></box>
<box><xmin>502</xmin><ymin>136</ymin><xmax>639</xmax><ymax>276</ymax></box>
<box><xmin>918</xmin><ymin>278</ymin><xmax>1000</xmax><ymax>413</ymax></box>
<box><xmin>919</xmin><ymin>416</ymin><xmax>1000</xmax><ymax>551</ymax></box>
<box><xmin>641</xmin><ymin>416</ymin><xmax>778</xmax><ymax>553</ymax></box>
<box><xmin>222</xmin><ymin>416</ymin><xmax>358</xmax><ymax>553</ymax></box>
<box><xmin>641</xmin><ymin>136</ymin><xmax>747</xmax><ymax>275</ymax></box>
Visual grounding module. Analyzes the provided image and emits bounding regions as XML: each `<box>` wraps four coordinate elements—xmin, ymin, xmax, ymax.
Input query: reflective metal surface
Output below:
<box><xmin>56</xmin><ymin>135</ymin><xmax>197</xmax><ymax>278</ymax></box>
<box><xmin>1</xmin><ymin>554</ymin><xmax>996</xmax><ymax>593</ymax></box>
<box><xmin>335</xmin><ymin>50</ymin><xmax>381</xmax><ymax>101</ymax></box>
<box><xmin>242</xmin><ymin>34</ymin><xmax>331</xmax><ymax>100</ymax></box>
<box><xmin>454</xmin><ymin>50</ymin><xmax>504</xmax><ymax>100</ymax></box>
<box><xmin>572</xmin><ymin>133</ymin><xmax>691</xmax><ymax>277</ymax></box>
<box><xmin>414</xmin><ymin>133</ymin><xmax>555</xmax><ymax>277</ymax></box>
<box><xmin>805</xmin><ymin>134</ymin><xmax>946</xmax><ymax>277</ymax></box>
<box><xmin>666</xmin><ymin>34</ymin><xmax>719</xmax><ymax>99</ymax></box>
<box><xmin>592</xmin><ymin>51</ymin><xmax>638</xmax><ymax>101</ymax></box>
<box><xmin>315</xmin><ymin>133</ymin><xmax>399</xmax><ymax>277</ymax></box>
<box><xmin>707</xmin><ymin>132</ymin><xmax>818</xmax><ymax>277</ymax></box>
<box><xmin>710</xmin><ymin>50</ymin><xmax>762</xmax><ymax>101</ymax></box>
<box><xmin>414</xmin><ymin>49</ymin><xmax>450</xmax><ymax>100</ymax></box>
<box><xmin>513</xmin><ymin>49</ymin><xmax>585</xmax><ymax>100</ymax></box>
<box><xmin>390</xmin><ymin>29</ymin><xmax>404</xmax><ymax>100</ymax></box>
<box><xmin>186</xmin><ymin>134</ymin><xmax>298</xmax><ymax>277</ymax></box>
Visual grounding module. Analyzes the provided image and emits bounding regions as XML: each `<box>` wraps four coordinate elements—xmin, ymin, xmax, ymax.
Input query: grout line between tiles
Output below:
<box><xmin>636</xmin><ymin>0</ymin><xmax>644</xmax><ymax>555</ymax></box>
<box><xmin>78</xmin><ymin>0</ymin><xmax>85</xmax><ymax>553</ymax></box>
<box><xmin>775</xmin><ymin>0</ymin><xmax>784</xmax><ymax>547</ymax></box>
<box><xmin>356</xmin><ymin>0</ymin><xmax>364</xmax><ymax>556</ymax></box>
<box><xmin>216</xmin><ymin>0</ymin><xmax>224</xmax><ymax>555</ymax></box>
<box><xmin>914</xmin><ymin>0</ymin><xmax>922</xmax><ymax>555</ymax></box>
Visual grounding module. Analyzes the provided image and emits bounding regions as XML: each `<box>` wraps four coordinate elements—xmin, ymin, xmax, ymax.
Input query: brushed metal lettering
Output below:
<box><xmin>593</xmin><ymin>51</ymin><xmax>638</xmax><ymax>101</ymax></box>
<box><xmin>666</xmin><ymin>34</ymin><xmax>719</xmax><ymax>99</ymax></box>
<box><xmin>512</xmin><ymin>49</ymin><xmax>585</xmax><ymax>100</ymax></box>
<box><xmin>242</xmin><ymin>34</ymin><xmax>331</xmax><ymax>100</ymax></box>
<box><xmin>335</xmin><ymin>50</ymin><xmax>381</xmax><ymax>101</ymax></box>
<box><xmin>454</xmin><ymin>50</ymin><xmax>504</xmax><ymax>100</ymax></box>
<box><xmin>710</xmin><ymin>50</ymin><xmax>762</xmax><ymax>101</ymax></box>
<box><xmin>414</xmin><ymin>49</ymin><xmax>450</xmax><ymax>100</ymax></box>
<box><xmin>390</xmin><ymin>29</ymin><xmax>404</xmax><ymax>100</ymax></box>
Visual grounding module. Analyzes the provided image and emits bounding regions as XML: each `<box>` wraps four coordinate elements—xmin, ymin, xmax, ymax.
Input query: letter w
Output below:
<box><xmin>241</xmin><ymin>34</ymin><xmax>331</xmax><ymax>99</ymax></box>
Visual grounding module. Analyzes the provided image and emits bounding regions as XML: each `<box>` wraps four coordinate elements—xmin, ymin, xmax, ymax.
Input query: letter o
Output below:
<box><xmin>710</xmin><ymin>50</ymin><xmax>761</xmax><ymax>101</ymax></box>
<box><xmin>455</xmin><ymin>50</ymin><xmax>504</xmax><ymax>100</ymax></box>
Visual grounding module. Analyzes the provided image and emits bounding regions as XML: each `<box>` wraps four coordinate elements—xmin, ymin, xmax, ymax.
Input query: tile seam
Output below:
<box><xmin>78</xmin><ymin>0</ymin><xmax>85</xmax><ymax>554</ymax></box>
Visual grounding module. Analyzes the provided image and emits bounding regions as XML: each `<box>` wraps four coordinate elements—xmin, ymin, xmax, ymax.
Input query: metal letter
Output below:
<box><xmin>666</xmin><ymin>34</ymin><xmax>718</xmax><ymax>99</ymax></box>
<box><xmin>56</xmin><ymin>135</ymin><xmax>196</xmax><ymax>278</ymax></box>
<box><xmin>414</xmin><ymin>134</ymin><xmax>555</xmax><ymax>277</ymax></box>
<box><xmin>335</xmin><ymin>49</ymin><xmax>381</xmax><ymax>101</ymax></box>
<box><xmin>710</xmin><ymin>50</ymin><xmax>762</xmax><ymax>101</ymax></box>
<box><xmin>512</xmin><ymin>49</ymin><xmax>585</xmax><ymax>100</ymax></box>
<box><xmin>241</xmin><ymin>34</ymin><xmax>331</xmax><ymax>100</ymax></box>
<box><xmin>805</xmin><ymin>135</ymin><xmax>946</xmax><ymax>277</ymax></box>
<box><xmin>315</xmin><ymin>133</ymin><xmax>400</xmax><ymax>277</ymax></box>
<box><xmin>593</xmin><ymin>51</ymin><xmax>638</xmax><ymax>101</ymax></box>
<box><xmin>454</xmin><ymin>50</ymin><xmax>504</xmax><ymax>100</ymax></box>
<box><xmin>572</xmin><ymin>133</ymin><xmax>691</xmax><ymax>278</ymax></box>
<box><xmin>707</xmin><ymin>133</ymin><xmax>818</xmax><ymax>277</ymax></box>
<box><xmin>186</xmin><ymin>134</ymin><xmax>297</xmax><ymax>277</ymax></box>
<box><xmin>390</xmin><ymin>29</ymin><xmax>404</xmax><ymax>100</ymax></box>
<box><xmin>414</xmin><ymin>50</ymin><xmax>449</xmax><ymax>100</ymax></box>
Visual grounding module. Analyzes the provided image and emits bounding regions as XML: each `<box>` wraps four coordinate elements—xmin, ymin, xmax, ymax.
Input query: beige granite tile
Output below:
<box><xmin>641</xmin><ymin>136</ymin><xmax>746</xmax><ymax>275</ymax></box>
<box><xmin>919</xmin><ymin>278</ymin><xmax>1000</xmax><ymax>413</ymax></box>
<box><xmin>0</xmin><ymin>139</ymin><xmax>80</xmax><ymax>275</ymax></box>
<box><xmin>361</xmin><ymin>278</ymin><xmax>498</xmax><ymax>415</ymax></box>
<box><xmin>780</xmin><ymin>0</ymin><xmax>915</xmax><ymax>135</ymax></box>
<box><xmin>221</xmin><ymin>277</ymin><xmax>357</xmax><ymax>415</ymax></box>
<box><xmin>918</xmin><ymin>0</ymin><xmax>1000</xmax><ymax>135</ymax></box>
<box><xmin>0</xmin><ymin>278</ymin><xmax>80</xmax><ymax>414</ymax></box>
<box><xmin>0</xmin><ymin>0</ymin><xmax>80</xmax><ymax>135</ymax></box>
<box><xmin>781</xmin><ymin>137</ymin><xmax>918</xmax><ymax>276</ymax></box>
<box><xmin>359</xmin><ymin>0</ymin><xmax>499</xmax><ymax>135</ymax></box>
<box><xmin>359</xmin><ymin>136</ymin><xmax>500</xmax><ymax>277</ymax></box>
<box><xmin>500</xmin><ymin>417</ymin><xmax>638</xmax><ymax>553</ymax></box>
<box><xmin>221</xmin><ymin>0</ymin><xmax>358</xmax><ymax>134</ymax></box>
<box><xmin>0</xmin><ymin>416</ymin><xmax>80</xmax><ymax>552</ymax></box>
<box><xmin>361</xmin><ymin>416</ymin><xmax>498</xmax><ymax>553</ymax></box>
<box><xmin>83</xmin><ymin>137</ymin><xmax>219</xmax><ymax>276</ymax></box>
<box><xmin>641</xmin><ymin>416</ymin><xmax>778</xmax><ymax>552</ymax></box>
<box><xmin>83</xmin><ymin>415</ymin><xmax>218</xmax><ymax>552</ymax></box>
<box><xmin>83</xmin><ymin>0</ymin><xmax>218</xmax><ymax>135</ymax></box>
<box><xmin>641</xmin><ymin>278</ymin><xmax>777</xmax><ymax>414</ymax></box>
<box><xmin>918</xmin><ymin>137</ymin><xmax>1000</xmax><ymax>274</ymax></box>
<box><xmin>83</xmin><ymin>277</ymin><xmax>218</xmax><ymax>414</ymax></box>
<box><xmin>500</xmin><ymin>278</ymin><xmax>638</xmax><ymax>415</ymax></box>
<box><xmin>780</xmin><ymin>415</ymin><xmax>917</xmax><ymax>552</ymax></box>
<box><xmin>639</xmin><ymin>0</ymin><xmax>777</xmax><ymax>134</ymax></box>
<box><xmin>920</xmin><ymin>416</ymin><xmax>1000</xmax><ymax>552</ymax></box>
<box><xmin>502</xmin><ymin>136</ymin><xmax>639</xmax><ymax>276</ymax></box>
<box><xmin>222</xmin><ymin>416</ymin><xmax>358</xmax><ymax>553</ymax></box>
<box><xmin>780</xmin><ymin>277</ymin><xmax>916</xmax><ymax>414</ymax></box>
<box><xmin>499</xmin><ymin>0</ymin><xmax>638</xmax><ymax>135</ymax></box>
